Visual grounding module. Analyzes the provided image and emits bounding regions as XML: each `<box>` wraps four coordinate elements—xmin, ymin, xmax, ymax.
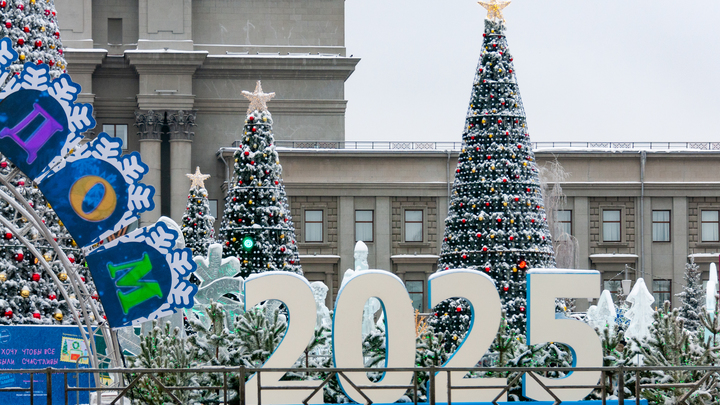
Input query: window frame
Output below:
<box><xmin>556</xmin><ymin>210</ymin><xmax>572</xmax><ymax>237</ymax></box>
<box><xmin>652</xmin><ymin>210</ymin><xmax>671</xmax><ymax>242</ymax></box>
<box><xmin>403</xmin><ymin>209</ymin><xmax>424</xmax><ymax>243</ymax></box>
<box><xmin>652</xmin><ymin>279</ymin><xmax>672</xmax><ymax>309</ymax></box>
<box><xmin>355</xmin><ymin>210</ymin><xmax>374</xmax><ymax>243</ymax></box>
<box><xmin>102</xmin><ymin>124</ymin><xmax>128</xmax><ymax>150</ymax></box>
<box><xmin>701</xmin><ymin>210</ymin><xmax>720</xmax><ymax>243</ymax></box>
<box><xmin>303</xmin><ymin>209</ymin><xmax>324</xmax><ymax>243</ymax></box>
<box><xmin>602</xmin><ymin>209</ymin><xmax>622</xmax><ymax>242</ymax></box>
<box><xmin>405</xmin><ymin>280</ymin><xmax>425</xmax><ymax>312</ymax></box>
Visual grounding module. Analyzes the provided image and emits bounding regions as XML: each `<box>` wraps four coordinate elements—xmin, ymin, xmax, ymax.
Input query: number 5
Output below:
<box><xmin>525</xmin><ymin>269</ymin><xmax>603</xmax><ymax>401</ymax></box>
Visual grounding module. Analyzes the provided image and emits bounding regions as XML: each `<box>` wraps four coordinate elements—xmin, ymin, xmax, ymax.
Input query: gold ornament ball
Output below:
<box><xmin>21</xmin><ymin>288</ymin><xmax>30</xmax><ymax>298</ymax></box>
<box><xmin>43</xmin><ymin>253</ymin><xmax>52</xmax><ymax>261</ymax></box>
<box><xmin>58</xmin><ymin>273</ymin><xmax>68</xmax><ymax>282</ymax></box>
<box><xmin>19</xmin><ymin>53</ymin><xmax>25</xmax><ymax>61</ymax></box>
<box><xmin>54</xmin><ymin>312</ymin><xmax>63</xmax><ymax>321</ymax></box>
<box><xmin>0</xmin><ymin>273</ymin><xmax>5</xmax><ymax>282</ymax></box>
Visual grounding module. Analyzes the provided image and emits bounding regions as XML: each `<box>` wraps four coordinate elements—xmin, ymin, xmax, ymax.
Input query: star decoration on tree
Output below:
<box><xmin>187</xmin><ymin>166</ymin><xmax>211</xmax><ymax>189</ymax></box>
<box><xmin>478</xmin><ymin>0</ymin><xmax>511</xmax><ymax>22</ymax></box>
<box><xmin>242</xmin><ymin>81</ymin><xmax>276</xmax><ymax>114</ymax></box>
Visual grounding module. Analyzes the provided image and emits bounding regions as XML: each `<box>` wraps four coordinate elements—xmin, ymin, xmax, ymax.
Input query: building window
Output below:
<box><xmin>355</xmin><ymin>210</ymin><xmax>373</xmax><ymax>242</ymax></box>
<box><xmin>652</xmin><ymin>279</ymin><xmax>671</xmax><ymax>308</ymax></box>
<box><xmin>304</xmin><ymin>210</ymin><xmax>323</xmax><ymax>242</ymax></box>
<box><xmin>602</xmin><ymin>209</ymin><xmax>621</xmax><ymax>242</ymax></box>
<box><xmin>404</xmin><ymin>210</ymin><xmax>423</xmax><ymax>242</ymax></box>
<box><xmin>103</xmin><ymin>124</ymin><xmax>128</xmax><ymax>149</ymax></box>
<box><xmin>603</xmin><ymin>280</ymin><xmax>622</xmax><ymax>304</ymax></box>
<box><xmin>108</xmin><ymin>18</ymin><xmax>123</xmax><ymax>44</ymax></box>
<box><xmin>209</xmin><ymin>200</ymin><xmax>218</xmax><ymax>221</ymax></box>
<box><xmin>556</xmin><ymin>210</ymin><xmax>572</xmax><ymax>237</ymax></box>
<box><xmin>701</xmin><ymin>210</ymin><xmax>720</xmax><ymax>242</ymax></box>
<box><xmin>406</xmin><ymin>280</ymin><xmax>424</xmax><ymax>312</ymax></box>
<box><xmin>652</xmin><ymin>210</ymin><xmax>670</xmax><ymax>242</ymax></box>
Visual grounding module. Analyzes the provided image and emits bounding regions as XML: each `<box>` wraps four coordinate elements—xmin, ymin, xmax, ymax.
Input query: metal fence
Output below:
<box><xmin>2</xmin><ymin>365</ymin><xmax>718</xmax><ymax>405</ymax></box>
<box><xmin>230</xmin><ymin>141</ymin><xmax>720</xmax><ymax>152</ymax></box>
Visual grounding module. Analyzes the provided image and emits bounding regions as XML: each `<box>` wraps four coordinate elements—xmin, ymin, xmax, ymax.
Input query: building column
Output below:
<box><xmin>575</xmin><ymin>197</ymin><xmax>590</xmax><ymax>269</ymax></box>
<box><xmin>135</xmin><ymin>110</ymin><xmax>165</xmax><ymax>227</ymax></box>
<box><xmin>672</xmin><ymin>197</ymin><xmax>689</xmax><ymax>308</ymax></box>
<box><xmin>376</xmin><ymin>197</ymin><xmax>392</xmax><ymax>272</ymax></box>
<box><xmin>168</xmin><ymin>110</ymin><xmax>197</xmax><ymax>222</ymax></box>
<box><xmin>338</xmin><ymin>196</ymin><xmax>354</xmax><ymax>274</ymax></box>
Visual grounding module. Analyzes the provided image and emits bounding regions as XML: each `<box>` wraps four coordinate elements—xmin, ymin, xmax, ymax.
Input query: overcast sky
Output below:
<box><xmin>344</xmin><ymin>0</ymin><xmax>720</xmax><ymax>143</ymax></box>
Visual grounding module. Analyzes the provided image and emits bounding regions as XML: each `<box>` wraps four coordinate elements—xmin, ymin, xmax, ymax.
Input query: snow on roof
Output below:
<box><xmin>589</xmin><ymin>254</ymin><xmax>639</xmax><ymax>258</ymax></box>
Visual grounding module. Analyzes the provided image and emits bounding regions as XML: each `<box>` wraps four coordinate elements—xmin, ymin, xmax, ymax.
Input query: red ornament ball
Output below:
<box><xmin>80</xmin><ymin>276</ymin><xmax>85</xmax><ymax>282</ymax></box>
<box><xmin>4</xmin><ymin>310</ymin><xmax>12</xmax><ymax>318</ymax></box>
<box><xmin>485</xmin><ymin>266</ymin><xmax>491</xmax><ymax>272</ymax></box>
<box><xmin>15</xmin><ymin>252</ymin><xmax>24</xmax><ymax>262</ymax></box>
<box><xmin>517</xmin><ymin>144</ymin><xmax>523</xmax><ymax>149</ymax></box>
<box><xmin>462</xmin><ymin>218</ymin><xmax>466</xmax><ymax>223</ymax></box>
<box><xmin>68</xmin><ymin>257</ymin><xmax>75</xmax><ymax>264</ymax></box>
<box><xmin>0</xmin><ymin>1</ymin><xmax>6</xmax><ymax>8</ymax></box>
<box><xmin>503</xmin><ymin>286</ymin><xmax>509</xmax><ymax>292</ymax></box>
<box><xmin>483</xmin><ymin>247</ymin><xmax>488</xmax><ymax>252</ymax></box>
<box><xmin>48</xmin><ymin>294</ymin><xmax>57</xmax><ymax>300</ymax></box>
<box><xmin>0</xmin><ymin>161</ymin><xmax>6</xmax><ymax>168</ymax></box>
<box><xmin>476</xmin><ymin>233</ymin><xmax>482</xmax><ymax>238</ymax></box>
<box><xmin>509</xmin><ymin>236</ymin><xmax>514</xmax><ymax>241</ymax></box>
<box><xmin>17</xmin><ymin>4</ymin><xmax>23</xmax><ymax>10</ymax></box>
<box><xmin>34</xmin><ymin>40</ymin><xmax>42</xmax><ymax>48</ymax></box>
<box><xmin>248</xmin><ymin>116</ymin><xmax>254</xmax><ymax>122</ymax></box>
<box><xmin>462</xmin><ymin>254</ymin><xmax>467</xmax><ymax>259</ymax></box>
<box><xmin>4</xmin><ymin>22</ymin><xmax>10</xmax><ymax>28</ymax></box>
<box><xmin>497</xmin><ymin>218</ymin><xmax>502</xmax><ymax>223</ymax></box>
<box><xmin>54</xmin><ymin>32</ymin><xmax>60</xmax><ymax>39</ymax></box>
<box><xmin>519</xmin><ymin>306</ymin><xmax>526</xmax><ymax>312</ymax></box>
<box><xmin>33</xmin><ymin>312</ymin><xmax>41</xmax><ymax>319</ymax></box>
<box><xmin>274</xmin><ymin>180</ymin><xmax>279</xmax><ymax>185</ymax></box>
<box><xmin>17</xmin><ymin>38</ymin><xmax>23</xmax><ymax>46</ymax></box>
<box><xmin>17</xmin><ymin>180</ymin><xmax>25</xmax><ymax>186</ymax></box>
<box><xmin>23</xmin><ymin>26</ymin><xmax>29</xmax><ymax>33</ymax></box>
<box><xmin>4</xmin><ymin>232</ymin><xmax>11</xmax><ymax>240</ymax></box>
<box><xmin>455</xmin><ymin>306</ymin><xmax>463</xmax><ymax>312</ymax></box>
<box><xmin>92</xmin><ymin>293</ymin><xmax>99</xmax><ymax>301</ymax></box>
<box><xmin>32</xmin><ymin>273</ymin><xmax>40</xmax><ymax>282</ymax></box>
<box><xmin>244</xmin><ymin>151</ymin><xmax>249</xmax><ymax>156</ymax></box>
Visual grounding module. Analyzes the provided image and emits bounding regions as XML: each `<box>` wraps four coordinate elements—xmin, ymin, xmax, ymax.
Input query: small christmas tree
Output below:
<box><xmin>0</xmin><ymin>0</ymin><xmax>67</xmax><ymax>81</ymax></box>
<box><xmin>677</xmin><ymin>257</ymin><xmax>704</xmax><ymax>332</ymax></box>
<box><xmin>432</xmin><ymin>0</ymin><xmax>554</xmax><ymax>338</ymax></box>
<box><xmin>219</xmin><ymin>81</ymin><xmax>301</xmax><ymax>277</ymax></box>
<box><xmin>181</xmin><ymin>167</ymin><xmax>215</xmax><ymax>257</ymax></box>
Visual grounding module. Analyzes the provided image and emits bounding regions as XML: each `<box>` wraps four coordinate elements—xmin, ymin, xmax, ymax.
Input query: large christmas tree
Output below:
<box><xmin>182</xmin><ymin>167</ymin><xmax>215</xmax><ymax>257</ymax></box>
<box><xmin>0</xmin><ymin>0</ymin><xmax>67</xmax><ymax>80</ymax></box>
<box><xmin>0</xmin><ymin>0</ymin><xmax>98</xmax><ymax>324</ymax></box>
<box><xmin>432</xmin><ymin>1</ymin><xmax>554</xmax><ymax>337</ymax></box>
<box><xmin>219</xmin><ymin>81</ymin><xmax>301</xmax><ymax>278</ymax></box>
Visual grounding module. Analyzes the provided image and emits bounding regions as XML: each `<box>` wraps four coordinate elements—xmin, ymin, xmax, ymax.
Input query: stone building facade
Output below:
<box><xmin>56</xmin><ymin>2</ymin><xmax>719</xmax><ymax>311</ymax></box>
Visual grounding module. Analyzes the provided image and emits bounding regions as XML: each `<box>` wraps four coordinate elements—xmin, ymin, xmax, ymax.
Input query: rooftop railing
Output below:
<box><xmin>231</xmin><ymin>140</ymin><xmax>720</xmax><ymax>151</ymax></box>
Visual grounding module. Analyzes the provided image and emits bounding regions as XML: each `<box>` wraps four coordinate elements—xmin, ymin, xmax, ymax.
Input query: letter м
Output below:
<box><xmin>107</xmin><ymin>253</ymin><xmax>164</xmax><ymax>315</ymax></box>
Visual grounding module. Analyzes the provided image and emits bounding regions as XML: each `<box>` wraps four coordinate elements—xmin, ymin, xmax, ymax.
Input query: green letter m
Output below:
<box><xmin>107</xmin><ymin>253</ymin><xmax>163</xmax><ymax>314</ymax></box>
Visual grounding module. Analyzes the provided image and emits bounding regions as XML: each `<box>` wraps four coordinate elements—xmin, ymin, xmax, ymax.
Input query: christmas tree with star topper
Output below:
<box><xmin>219</xmin><ymin>81</ymin><xmax>302</xmax><ymax>277</ymax></box>
<box><xmin>181</xmin><ymin>167</ymin><xmax>215</xmax><ymax>257</ymax></box>
<box><xmin>430</xmin><ymin>0</ymin><xmax>555</xmax><ymax>340</ymax></box>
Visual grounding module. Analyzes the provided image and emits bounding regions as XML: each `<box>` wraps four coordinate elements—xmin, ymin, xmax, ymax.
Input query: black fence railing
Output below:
<box><xmin>2</xmin><ymin>365</ymin><xmax>718</xmax><ymax>405</ymax></box>
<box><xmin>230</xmin><ymin>141</ymin><xmax>720</xmax><ymax>152</ymax></box>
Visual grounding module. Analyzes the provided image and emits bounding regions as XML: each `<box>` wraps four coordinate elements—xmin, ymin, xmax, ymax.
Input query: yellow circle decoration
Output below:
<box><xmin>69</xmin><ymin>176</ymin><xmax>117</xmax><ymax>222</ymax></box>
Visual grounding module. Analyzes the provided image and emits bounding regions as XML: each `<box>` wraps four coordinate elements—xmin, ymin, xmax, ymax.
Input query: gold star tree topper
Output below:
<box><xmin>187</xmin><ymin>166</ymin><xmax>211</xmax><ymax>189</ymax></box>
<box><xmin>242</xmin><ymin>81</ymin><xmax>276</xmax><ymax>114</ymax></box>
<box><xmin>478</xmin><ymin>0</ymin><xmax>511</xmax><ymax>22</ymax></box>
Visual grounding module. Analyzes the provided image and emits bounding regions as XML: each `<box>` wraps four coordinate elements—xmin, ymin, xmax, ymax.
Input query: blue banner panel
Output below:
<box><xmin>0</xmin><ymin>325</ymin><xmax>91</xmax><ymax>405</ymax></box>
<box><xmin>86</xmin><ymin>241</ymin><xmax>174</xmax><ymax>329</ymax></box>
<box><xmin>39</xmin><ymin>157</ymin><xmax>130</xmax><ymax>247</ymax></box>
<box><xmin>0</xmin><ymin>89</ymin><xmax>70</xmax><ymax>180</ymax></box>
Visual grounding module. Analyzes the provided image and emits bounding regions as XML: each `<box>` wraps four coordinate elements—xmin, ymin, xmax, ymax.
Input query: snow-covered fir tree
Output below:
<box><xmin>677</xmin><ymin>257</ymin><xmax>704</xmax><ymax>332</ymax></box>
<box><xmin>0</xmin><ymin>0</ymin><xmax>67</xmax><ymax>81</ymax></box>
<box><xmin>432</xmin><ymin>6</ymin><xmax>554</xmax><ymax>338</ymax></box>
<box><xmin>181</xmin><ymin>166</ymin><xmax>215</xmax><ymax>257</ymax></box>
<box><xmin>0</xmin><ymin>3</ymin><xmax>100</xmax><ymax>325</ymax></box>
<box><xmin>219</xmin><ymin>81</ymin><xmax>301</xmax><ymax>277</ymax></box>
